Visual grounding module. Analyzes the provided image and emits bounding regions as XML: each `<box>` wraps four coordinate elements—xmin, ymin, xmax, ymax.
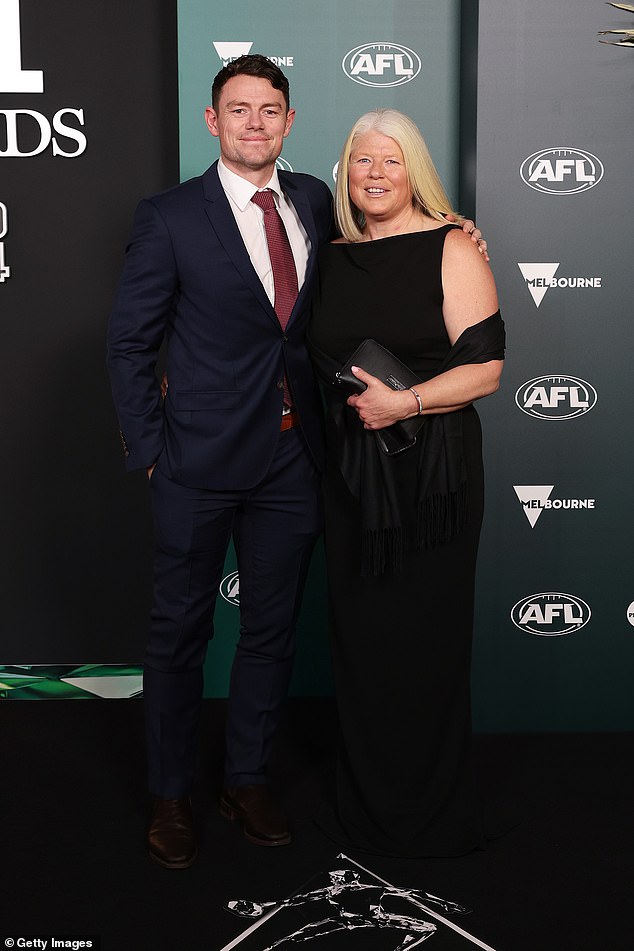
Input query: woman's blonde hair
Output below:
<box><xmin>334</xmin><ymin>109</ymin><xmax>462</xmax><ymax>242</ymax></box>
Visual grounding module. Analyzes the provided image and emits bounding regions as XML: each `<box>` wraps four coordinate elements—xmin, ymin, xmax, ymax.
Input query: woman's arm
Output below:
<box><xmin>347</xmin><ymin>230</ymin><xmax>503</xmax><ymax>429</ymax></box>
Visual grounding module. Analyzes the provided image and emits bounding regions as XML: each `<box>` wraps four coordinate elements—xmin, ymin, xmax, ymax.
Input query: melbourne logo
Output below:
<box><xmin>513</xmin><ymin>485</ymin><xmax>596</xmax><ymax>527</ymax></box>
<box><xmin>511</xmin><ymin>592</ymin><xmax>591</xmax><ymax>636</ymax></box>
<box><xmin>520</xmin><ymin>148</ymin><xmax>604</xmax><ymax>195</ymax></box>
<box><xmin>276</xmin><ymin>157</ymin><xmax>293</xmax><ymax>173</ymax></box>
<box><xmin>342</xmin><ymin>43</ymin><xmax>421</xmax><ymax>87</ymax></box>
<box><xmin>212</xmin><ymin>43</ymin><xmax>294</xmax><ymax>69</ymax></box>
<box><xmin>0</xmin><ymin>0</ymin><xmax>87</xmax><ymax>157</ymax></box>
<box><xmin>0</xmin><ymin>202</ymin><xmax>10</xmax><ymax>282</ymax></box>
<box><xmin>220</xmin><ymin>570</ymin><xmax>240</xmax><ymax>606</ymax></box>
<box><xmin>515</xmin><ymin>376</ymin><xmax>597</xmax><ymax>420</ymax></box>
<box><xmin>517</xmin><ymin>263</ymin><xmax>602</xmax><ymax>307</ymax></box>
<box><xmin>213</xmin><ymin>42</ymin><xmax>254</xmax><ymax>64</ymax></box>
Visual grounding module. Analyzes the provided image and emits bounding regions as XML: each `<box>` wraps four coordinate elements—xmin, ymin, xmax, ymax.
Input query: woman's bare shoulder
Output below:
<box><xmin>443</xmin><ymin>225</ymin><xmax>492</xmax><ymax>274</ymax></box>
<box><xmin>443</xmin><ymin>225</ymin><xmax>479</xmax><ymax>250</ymax></box>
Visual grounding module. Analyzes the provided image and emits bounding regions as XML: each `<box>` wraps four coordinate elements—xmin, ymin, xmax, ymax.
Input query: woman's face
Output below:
<box><xmin>347</xmin><ymin>130</ymin><xmax>412</xmax><ymax>223</ymax></box>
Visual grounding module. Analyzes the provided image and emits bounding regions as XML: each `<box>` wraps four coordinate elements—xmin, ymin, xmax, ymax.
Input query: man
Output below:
<box><xmin>107</xmin><ymin>54</ymin><xmax>484</xmax><ymax>869</ymax></box>
<box><xmin>108</xmin><ymin>54</ymin><xmax>331</xmax><ymax>868</ymax></box>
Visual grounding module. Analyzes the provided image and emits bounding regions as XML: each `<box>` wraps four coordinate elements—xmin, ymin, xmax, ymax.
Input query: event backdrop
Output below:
<box><xmin>471</xmin><ymin>0</ymin><xmax>634</xmax><ymax>731</ymax></box>
<box><xmin>1</xmin><ymin>0</ymin><xmax>632</xmax><ymax>731</ymax></box>
<box><xmin>0</xmin><ymin>0</ymin><xmax>179</xmax><ymax>696</ymax></box>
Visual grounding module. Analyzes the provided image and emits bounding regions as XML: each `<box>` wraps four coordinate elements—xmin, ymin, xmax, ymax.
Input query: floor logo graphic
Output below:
<box><xmin>511</xmin><ymin>593</ymin><xmax>591</xmax><ymax>636</ymax></box>
<box><xmin>515</xmin><ymin>376</ymin><xmax>597</xmax><ymax>420</ymax></box>
<box><xmin>342</xmin><ymin>43</ymin><xmax>421</xmax><ymax>87</ymax></box>
<box><xmin>519</xmin><ymin>148</ymin><xmax>604</xmax><ymax>195</ymax></box>
<box><xmin>513</xmin><ymin>485</ymin><xmax>596</xmax><ymax>527</ymax></box>
<box><xmin>220</xmin><ymin>570</ymin><xmax>240</xmax><ymax>606</ymax></box>
<box><xmin>222</xmin><ymin>852</ymin><xmax>497</xmax><ymax>950</ymax></box>
<box><xmin>518</xmin><ymin>263</ymin><xmax>602</xmax><ymax>307</ymax></box>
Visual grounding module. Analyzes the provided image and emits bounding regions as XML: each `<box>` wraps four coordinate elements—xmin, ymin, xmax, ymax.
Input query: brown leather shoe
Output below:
<box><xmin>148</xmin><ymin>796</ymin><xmax>197</xmax><ymax>869</ymax></box>
<box><xmin>220</xmin><ymin>785</ymin><xmax>291</xmax><ymax>846</ymax></box>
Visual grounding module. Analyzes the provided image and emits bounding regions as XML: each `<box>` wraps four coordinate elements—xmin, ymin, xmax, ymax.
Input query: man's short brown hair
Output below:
<box><xmin>211</xmin><ymin>54</ymin><xmax>290</xmax><ymax>111</ymax></box>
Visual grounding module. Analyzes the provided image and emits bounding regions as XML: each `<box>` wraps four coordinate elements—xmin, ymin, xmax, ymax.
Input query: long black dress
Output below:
<box><xmin>309</xmin><ymin>226</ymin><xmax>489</xmax><ymax>857</ymax></box>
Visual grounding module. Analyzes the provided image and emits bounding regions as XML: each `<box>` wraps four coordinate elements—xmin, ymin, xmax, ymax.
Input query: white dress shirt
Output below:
<box><xmin>217</xmin><ymin>157</ymin><xmax>311</xmax><ymax>306</ymax></box>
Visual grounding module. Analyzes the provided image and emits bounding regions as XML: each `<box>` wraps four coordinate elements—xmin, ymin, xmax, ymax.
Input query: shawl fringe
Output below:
<box><xmin>417</xmin><ymin>481</ymin><xmax>469</xmax><ymax>552</ymax></box>
<box><xmin>362</xmin><ymin>526</ymin><xmax>405</xmax><ymax>577</ymax></box>
<box><xmin>362</xmin><ymin>482</ymin><xmax>469</xmax><ymax>577</ymax></box>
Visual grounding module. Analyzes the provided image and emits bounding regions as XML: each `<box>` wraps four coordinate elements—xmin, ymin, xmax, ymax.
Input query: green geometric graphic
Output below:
<box><xmin>0</xmin><ymin>665</ymin><xmax>143</xmax><ymax>699</ymax></box>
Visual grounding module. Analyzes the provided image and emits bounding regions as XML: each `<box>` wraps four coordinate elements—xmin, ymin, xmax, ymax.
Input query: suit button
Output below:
<box><xmin>282</xmin><ymin>334</ymin><xmax>288</xmax><ymax>342</ymax></box>
<box><xmin>276</xmin><ymin>380</ymin><xmax>284</xmax><ymax>390</ymax></box>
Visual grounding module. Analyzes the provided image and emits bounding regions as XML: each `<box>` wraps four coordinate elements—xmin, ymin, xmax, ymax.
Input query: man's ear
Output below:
<box><xmin>283</xmin><ymin>108</ymin><xmax>296</xmax><ymax>138</ymax></box>
<box><xmin>205</xmin><ymin>107</ymin><xmax>219</xmax><ymax>138</ymax></box>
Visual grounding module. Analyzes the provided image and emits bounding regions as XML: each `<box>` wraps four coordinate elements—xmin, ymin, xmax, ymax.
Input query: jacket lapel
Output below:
<box><xmin>201</xmin><ymin>163</ymin><xmax>278</xmax><ymax>324</ymax></box>
<box><xmin>201</xmin><ymin>162</ymin><xmax>320</xmax><ymax>330</ymax></box>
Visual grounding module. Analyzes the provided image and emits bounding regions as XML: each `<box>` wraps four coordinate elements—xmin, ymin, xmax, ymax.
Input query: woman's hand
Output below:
<box><xmin>346</xmin><ymin>366</ymin><xmax>418</xmax><ymax>429</ymax></box>
<box><xmin>445</xmin><ymin>214</ymin><xmax>489</xmax><ymax>262</ymax></box>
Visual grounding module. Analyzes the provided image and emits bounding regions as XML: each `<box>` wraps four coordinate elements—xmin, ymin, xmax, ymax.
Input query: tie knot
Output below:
<box><xmin>251</xmin><ymin>189</ymin><xmax>276</xmax><ymax>213</ymax></box>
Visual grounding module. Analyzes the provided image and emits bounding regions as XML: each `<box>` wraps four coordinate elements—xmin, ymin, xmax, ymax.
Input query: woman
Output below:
<box><xmin>309</xmin><ymin>109</ymin><xmax>505</xmax><ymax>857</ymax></box>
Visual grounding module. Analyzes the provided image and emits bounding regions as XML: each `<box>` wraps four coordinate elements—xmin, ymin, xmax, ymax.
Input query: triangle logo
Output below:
<box><xmin>514</xmin><ymin>485</ymin><xmax>555</xmax><ymax>527</ymax></box>
<box><xmin>213</xmin><ymin>42</ymin><xmax>254</xmax><ymax>63</ymax></box>
<box><xmin>518</xmin><ymin>263</ymin><xmax>560</xmax><ymax>307</ymax></box>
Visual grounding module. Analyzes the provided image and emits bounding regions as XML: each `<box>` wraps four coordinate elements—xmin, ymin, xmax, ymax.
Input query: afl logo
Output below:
<box><xmin>520</xmin><ymin>148</ymin><xmax>604</xmax><ymax>195</ymax></box>
<box><xmin>276</xmin><ymin>157</ymin><xmax>293</xmax><ymax>173</ymax></box>
<box><xmin>515</xmin><ymin>376</ymin><xmax>598</xmax><ymax>420</ymax></box>
<box><xmin>342</xmin><ymin>43</ymin><xmax>421</xmax><ymax>87</ymax></box>
<box><xmin>220</xmin><ymin>570</ymin><xmax>240</xmax><ymax>606</ymax></box>
<box><xmin>511</xmin><ymin>592</ymin><xmax>591</xmax><ymax>636</ymax></box>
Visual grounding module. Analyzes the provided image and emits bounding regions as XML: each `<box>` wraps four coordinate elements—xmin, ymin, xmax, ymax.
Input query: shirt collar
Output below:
<box><xmin>218</xmin><ymin>157</ymin><xmax>284</xmax><ymax>211</ymax></box>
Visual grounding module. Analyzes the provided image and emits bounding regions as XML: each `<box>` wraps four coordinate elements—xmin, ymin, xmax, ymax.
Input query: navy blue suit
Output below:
<box><xmin>107</xmin><ymin>162</ymin><xmax>334</xmax><ymax>796</ymax></box>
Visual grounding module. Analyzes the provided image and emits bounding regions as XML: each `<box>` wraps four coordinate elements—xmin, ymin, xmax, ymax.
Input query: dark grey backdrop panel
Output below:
<box><xmin>0</xmin><ymin>0</ymin><xmax>178</xmax><ymax>661</ymax></box>
<box><xmin>472</xmin><ymin>0</ymin><xmax>634</xmax><ymax>731</ymax></box>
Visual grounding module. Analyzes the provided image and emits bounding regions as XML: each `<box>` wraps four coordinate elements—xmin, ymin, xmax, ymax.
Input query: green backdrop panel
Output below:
<box><xmin>176</xmin><ymin>0</ymin><xmax>462</xmax><ymax>697</ymax></box>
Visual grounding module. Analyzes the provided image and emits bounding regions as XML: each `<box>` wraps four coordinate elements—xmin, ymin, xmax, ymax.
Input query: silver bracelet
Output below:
<box><xmin>409</xmin><ymin>386</ymin><xmax>423</xmax><ymax>415</ymax></box>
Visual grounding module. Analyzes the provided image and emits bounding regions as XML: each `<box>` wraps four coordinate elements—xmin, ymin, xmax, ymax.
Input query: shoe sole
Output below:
<box><xmin>148</xmin><ymin>847</ymin><xmax>198</xmax><ymax>869</ymax></box>
<box><xmin>219</xmin><ymin>800</ymin><xmax>292</xmax><ymax>847</ymax></box>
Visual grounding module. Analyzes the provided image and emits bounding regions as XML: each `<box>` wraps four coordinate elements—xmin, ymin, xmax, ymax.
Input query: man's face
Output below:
<box><xmin>205</xmin><ymin>75</ymin><xmax>295</xmax><ymax>182</ymax></box>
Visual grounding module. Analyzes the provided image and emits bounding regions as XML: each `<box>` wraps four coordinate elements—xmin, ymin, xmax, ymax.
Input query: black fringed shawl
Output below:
<box><xmin>309</xmin><ymin>311</ymin><xmax>506</xmax><ymax>576</ymax></box>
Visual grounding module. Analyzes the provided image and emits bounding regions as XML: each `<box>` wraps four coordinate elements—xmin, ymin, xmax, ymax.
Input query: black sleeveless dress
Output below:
<box><xmin>309</xmin><ymin>226</ymin><xmax>488</xmax><ymax>857</ymax></box>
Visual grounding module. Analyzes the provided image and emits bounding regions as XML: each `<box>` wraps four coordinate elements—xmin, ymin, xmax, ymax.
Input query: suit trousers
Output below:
<box><xmin>144</xmin><ymin>426</ymin><xmax>323</xmax><ymax>798</ymax></box>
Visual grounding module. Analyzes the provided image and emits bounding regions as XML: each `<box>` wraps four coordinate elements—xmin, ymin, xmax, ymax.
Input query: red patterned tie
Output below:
<box><xmin>251</xmin><ymin>189</ymin><xmax>299</xmax><ymax>407</ymax></box>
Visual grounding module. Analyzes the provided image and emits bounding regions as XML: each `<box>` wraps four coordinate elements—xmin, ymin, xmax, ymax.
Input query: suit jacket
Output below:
<box><xmin>107</xmin><ymin>162</ymin><xmax>334</xmax><ymax>489</ymax></box>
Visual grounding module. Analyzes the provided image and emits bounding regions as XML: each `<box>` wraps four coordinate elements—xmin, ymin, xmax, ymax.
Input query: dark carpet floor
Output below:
<box><xmin>1</xmin><ymin>699</ymin><xmax>632</xmax><ymax>951</ymax></box>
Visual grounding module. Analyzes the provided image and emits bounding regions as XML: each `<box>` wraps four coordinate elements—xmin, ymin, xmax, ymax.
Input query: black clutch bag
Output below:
<box><xmin>336</xmin><ymin>338</ymin><xmax>425</xmax><ymax>455</ymax></box>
